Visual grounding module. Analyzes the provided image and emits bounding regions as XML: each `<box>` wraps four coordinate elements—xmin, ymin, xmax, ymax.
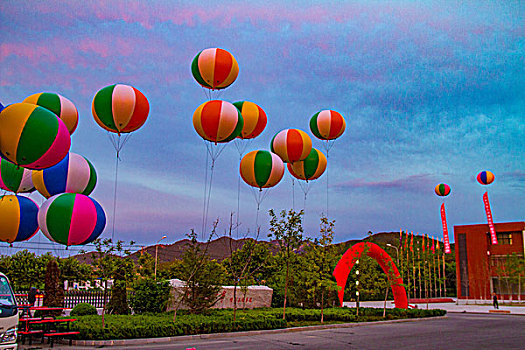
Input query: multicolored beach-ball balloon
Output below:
<box><xmin>0</xmin><ymin>158</ymin><xmax>35</xmax><ymax>193</ymax></box>
<box><xmin>287</xmin><ymin>148</ymin><xmax>327</xmax><ymax>182</ymax></box>
<box><xmin>92</xmin><ymin>84</ymin><xmax>149</xmax><ymax>135</ymax></box>
<box><xmin>233</xmin><ymin>101</ymin><xmax>267</xmax><ymax>139</ymax></box>
<box><xmin>193</xmin><ymin>100</ymin><xmax>243</xmax><ymax>143</ymax></box>
<box><xmin>309</xmin><ymin>110</ymin><xmax>346</xmax><ymax>141</ymax></box>
<box><xmin>191</xmin><ymin>48</ymin><xmax>239</xmax><ymax>90</ymax></box>
<box><xmin>270</xmin><ymin>129</ymin><xmax>312</xmax><ymax>163</ymax></box>
<box><xmin>23</xmin><ymin>92</ymin><xmax>79</xmax><ymax>135</ymax></box>
<box><xmin>240</xmin><ymin>150</ymin><xmax>284</xmax><ymax>190</ymax></box>
<box><xmin>477</xmin><ymin>171</ymin><xmax>495</xmax><ymax>185</ymax></box>
<box><xmin>0</xmin><ymin>103</ymin><xmax>71</xmax><ymax>170</ymax></box>
<box><xmin>0</xmin><ymin>195</ymin><xmax>39</xmax><ymax>243</ymax></box>
<box><xmin>32</xmin><ymin>153</ymin><xmax>97</xmax><ymax>198</ymax></box>
<box><xmin>38</xmin><ymin>193</ymin><xmax>106</xmax><ymax>246</ymax></box>
<box><xmin>434</xmin><ymin>183</ymin><xmax>451</xmax><ymax>197</ymax></box>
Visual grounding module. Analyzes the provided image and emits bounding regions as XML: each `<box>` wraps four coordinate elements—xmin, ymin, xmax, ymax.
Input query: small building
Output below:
<box><xmin>167</xmin><ymin>279</ymin><xmax>273</xmax><ymax>310</ymax></box>
<box><xmin>454</xmin><ymin>221</ymin><xmax>525</xmax><ymax>300</ymax></box>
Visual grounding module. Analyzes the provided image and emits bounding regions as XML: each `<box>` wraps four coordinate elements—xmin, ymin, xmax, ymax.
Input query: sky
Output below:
<box><xmin>0</xmin><ymin>0</ymin><xmax>524</xmax><ymax>255</ymax></box>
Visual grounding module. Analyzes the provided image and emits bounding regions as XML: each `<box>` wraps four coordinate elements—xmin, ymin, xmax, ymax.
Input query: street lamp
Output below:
<box><xmin>154</xmin><ymin>235</ymin><xmax>167</xmax><ymax>280</ymax></box>
<box><xmin>386</xmin><ymin>244</ymin><xmax>399</xmax><ymax>266</ymax></box>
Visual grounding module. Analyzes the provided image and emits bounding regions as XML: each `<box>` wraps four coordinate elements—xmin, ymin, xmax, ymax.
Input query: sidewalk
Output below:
<box><xmin>342</xmin><ymin>299</ymin><xmax>525</xmax><ymax>315</ymax></box>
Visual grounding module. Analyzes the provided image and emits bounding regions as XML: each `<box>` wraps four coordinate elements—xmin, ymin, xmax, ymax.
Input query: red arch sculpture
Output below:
<box><xmin>333</xmin><ymin>242</ymin><xmax>408</xmax><ymax>309</ymax></box>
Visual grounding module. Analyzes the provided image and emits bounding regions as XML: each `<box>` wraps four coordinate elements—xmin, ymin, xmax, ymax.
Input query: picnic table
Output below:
<box><xmin>18</xmin><ymin>310</ymin><xmax>79</xmax><ymax>347</ymax></box>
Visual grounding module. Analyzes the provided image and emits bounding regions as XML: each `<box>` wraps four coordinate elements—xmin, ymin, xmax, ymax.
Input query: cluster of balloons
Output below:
<box><xmin>190</xmin><ymin>48</ymin><xmax>347</xmax><ymax>198</ymax></box>
<box><xmin>0</xmin><ymin>83</ymin><xmax>149</xmax><ymax>247</ymax></box>
<box><xmin>191</xmin><ymin>48</ymin><xmax>336</xmax><ymax>196</ymax></box>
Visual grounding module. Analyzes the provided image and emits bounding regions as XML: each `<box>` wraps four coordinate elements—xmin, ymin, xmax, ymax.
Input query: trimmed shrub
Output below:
<box><xmin>66</xmin><ymin>307</ymin><xmax>446</xmax><ymax>340</ymax></box>
<box><xmin>130</xmin><ymin>278</ymin><xmax>171</xmax><ymax>314</ymax></box>
<box><xmin>70</xmin><ymin>303</ymin><xmax>98</xmax><ymax>316</ymax></box>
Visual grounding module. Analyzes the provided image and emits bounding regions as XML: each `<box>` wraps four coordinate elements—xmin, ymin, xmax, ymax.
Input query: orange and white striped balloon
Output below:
<box><xmin>191</xmin><ymin>48</ymin><xmax>239</xmax><ymax>90</ymax></box>
<box><xmin>233</xmin><ymin>101</ymin><xmax>267</xmax><ymax>139</ymax></box>
<box><xmin>193</xmin><ymin>100</ymin><xmax>244</xmax><ymax>143</ymax></box>
<box><xmin>270</xmin><ymin>129</ymin><xmax>312</xmax><ymax>163</ymax></box>
<box><xmin>310</xmin><ymin>110</ymin><xmax>346</xmax><ymax>141</ymax></box>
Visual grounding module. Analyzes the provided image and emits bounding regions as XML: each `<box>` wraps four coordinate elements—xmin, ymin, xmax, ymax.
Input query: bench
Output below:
<box><xmin>44</xmin><ymin>331</ymin><xmax>80</xmax><ymax>347</ymax></box>
<box><xmin>18</xmin><ymin>329</ymin><xmax>44</xmax><ymax>345</ymax></box>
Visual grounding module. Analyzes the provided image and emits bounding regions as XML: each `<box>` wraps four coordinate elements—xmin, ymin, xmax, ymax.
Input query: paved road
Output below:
<box><xmin>25</xmin><ymin>313</ymin><xmax>524</xmax><ymax>350</ymax></box>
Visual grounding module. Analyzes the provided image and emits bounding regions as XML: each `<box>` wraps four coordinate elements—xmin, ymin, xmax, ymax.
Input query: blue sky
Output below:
<box><xmin>0</xmin><ymin>0</ymin><xmax>523</xmax><ymax>253</ymax></box>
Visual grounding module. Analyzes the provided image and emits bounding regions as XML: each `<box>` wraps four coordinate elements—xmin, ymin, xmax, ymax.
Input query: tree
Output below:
<box><xmin>0</xmin><ymin>250</ymin><xmax>53</xmax><ymax>290</ymax></box>
<box><xmin>176</xmin><ymin>226</ymin><xmax>225</xmax><ymax>315</ymax></box>
<box><xmin>136</xmin><ymin>251</ymin><xmax>155</xmax><ymax>279</ymax></box>
<box><xmin>58</xmin><ymin>256</ymin><xmax>93</xmax><ymax>286</ymax></box>
<box><xmin>88</xmin><ymin>239</ymin><xmax>135</xmax><ymax>323</ymax></box>
<box><xmin>308</xmin><ymin>216</ymin><xmax>339</xmax><ymax>322</ymax></box>
<box><xmin>43</xmin><ymin>258</ymin><xmax>64</xmax><ymax>315</ymax></box>
<box><xmin>268</xmin><ymin>209</ymin><xmax>304</xmax><ymax>320</ymax></box>
<box><xmin>221</xmin><ymin>213</ymin><xmax>272</xmax><ymax>322</ymax></box>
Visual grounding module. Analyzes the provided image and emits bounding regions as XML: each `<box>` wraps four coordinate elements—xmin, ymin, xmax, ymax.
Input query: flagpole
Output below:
<box><xmin>433</xmin><ymin>252</ymin><xmax>437</xmax><ymax>298</ymax></box>
<box><xmin>406</xmin><ymin>238</ymin><xmax>411</xmax><ymax>302</ymax></box>
<box><xmin>437</xmin><ymin>250</ymin><xmax>442</xmax><ymax>297</ymax></box>
<box><xmin>418</xmin><ymin>248</ymin><xmax>422</xmax><ymax>299</ymax></box>
<box><xmin>443</xmin><ymin>252</ymin><xmax>446</xmax><ymax>297</ymax></box>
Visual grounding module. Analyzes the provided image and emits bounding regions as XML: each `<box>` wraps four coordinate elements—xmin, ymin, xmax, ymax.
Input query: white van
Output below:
<box><xmin>0</xmin><ymin>274</ymin><xmax>17</xmax><ymax>349</ymax></box>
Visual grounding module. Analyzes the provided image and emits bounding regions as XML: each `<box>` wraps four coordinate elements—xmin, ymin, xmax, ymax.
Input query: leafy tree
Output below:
<box><xmin>136</xmin><ymin>251</ymin><xmax>155</xmax><ymax>279</ymax></box>
<box><xmin>177</xmin><ymin>228</ymin><xmax>225</xmax><ymax>315</ymax></box>
<box><xmin>0</xmin><ymin>250</ymin><xmax>53</xmax><ymax>290</ymax></box>
<box><xmin>306</xmin><ymin>216</ymin><xmax>339</xmax><ymax>322</ymax></box>
<box><xmin>58</xmin><ymin>256</ymin><xmax>93</xmax><ymax>285</ymax></box>
<box><xmin>130</xmin><ymin>278</ymin><xmax>171</xmax><ymax>314</ymax></box>
<box><xmin>268</xmin><ymin>209</ymin><xmax>304</xmax><ymax>320</ymax></box>
<box><xmin>221</xmin><ymin>213</ymin><xmax>273</xmax><ymax>321</ymax></box>
<box><xmin>504</xmin><ymin>253</ymin><xmax>525</xmax><ymax>301</ymax></box>
<box><xmin>156</xmin><ymin>259</ymin><xmax>183</xmax><ymax>280</ymax></box>
<box><xmin>88</xmin><ymin>239</ymin><xmax>135</xmax><ymax>324</ymax></box>
<box><xmin>43</xmin><ymin>258</ymin><xmax>64</xmax><ymax>315</ymax></box>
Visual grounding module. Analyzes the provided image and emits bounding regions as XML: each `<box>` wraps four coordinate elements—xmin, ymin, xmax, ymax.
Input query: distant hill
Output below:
<box><xmin>70</xmin><ymin>231</ymin><xmax>454</xmax><ymax>265</ymax></box>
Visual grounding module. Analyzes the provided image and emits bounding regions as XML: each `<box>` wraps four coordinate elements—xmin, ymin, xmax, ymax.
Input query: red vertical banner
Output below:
<box><xmin>483</xmin><ymin>191</ymin><xmax>498</xmax><ymax>245</ymax></box>
<box><xmin>440</xmin><ymin>203</ymin><xmax>451</xmax><ymax>253</ymax></box>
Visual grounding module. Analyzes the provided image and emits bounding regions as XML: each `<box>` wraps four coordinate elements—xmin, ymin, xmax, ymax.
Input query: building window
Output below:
<box><xmin>496</xmin><ymin>232</ymin><xmax>512</xmax><ymax>245</ymax></box>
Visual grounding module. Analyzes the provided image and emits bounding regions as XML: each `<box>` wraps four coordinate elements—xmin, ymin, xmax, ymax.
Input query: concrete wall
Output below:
<box><xmin>167</xmin><ymin>283</ymin><xmax>273</xmax><ymax>310</ymax></box>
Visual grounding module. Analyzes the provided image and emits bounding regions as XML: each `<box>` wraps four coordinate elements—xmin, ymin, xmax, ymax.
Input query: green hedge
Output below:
<box><xmin>67</xmin><ymin>307</ymin><xmax>446</xmax><ymax>340</ymax></box>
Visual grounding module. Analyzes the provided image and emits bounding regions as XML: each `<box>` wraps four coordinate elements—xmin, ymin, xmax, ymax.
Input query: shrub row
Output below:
<box><xmin>68</xmin><ymin>313</ymin><xmax>287</xmax><ymax>340</ymax></box>
<box><xmin>67</xmin><ymin>307</ymin><xmax>445</xmax><ymax>340</ymax></box>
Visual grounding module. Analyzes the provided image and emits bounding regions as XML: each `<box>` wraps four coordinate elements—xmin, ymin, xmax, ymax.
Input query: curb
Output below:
<box><xmin>73</xmin><ymin>316</ymin><xmax>448</xmax><ymax>347</ymax></box>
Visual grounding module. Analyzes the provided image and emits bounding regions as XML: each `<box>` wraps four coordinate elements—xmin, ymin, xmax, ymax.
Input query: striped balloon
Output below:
<box><xmin>193</xmin><ymin>100</ymin><xmax>244</xmax><ymax>143</ymax></box>
<box><xmin>233</xmin><ymin>101</ymin><xmax>267</xmax><ymax>139</ymax></box>
<box><xmin>434</xmin><ymin>183</ymin><xmax>451</xmax><ymax>196</ymax></box>
<box><xmin>270</xmin><ymin>129</ymin><xmax>312</xmax><ymax>163</ymax></box>
<box><xmin>0</xmin><ymin>195</ymin><xmax>39</xmax><ymax>243</ymax></box>
<box><xmin>32</xmin><ymin>153</ymin><xmax>97</xmax><ymax>198</ymax></box>
<box><xmin>287</xmin><ymin>148</ymin><xmax>327</xmax><ymax>182</ymax></box>
<box><xmin>191</xmin><ymin>48</ymin><xmax>239</xmax><ymax>90</ymax></box>
<box><xmin>0</xmin><ymin>103</ymin><xmax>71</xmax><ymax>170</ymax></box>
<box><xmin>92</xmin><ymin>84</ymin><xmax>149</xmax><ymax>135</ymax></box>
<box><xmin>38</xmin><ymin>193</ymin><xmax>106</xmax><ymax>246</ymax></box>
<box><xmin>0</xmin><ymin>158</ymin><xmax>35</xmax><ymax>193</ymax></box>
<box><xmin>240</xmin><ymin>150</ymin><xmax>284</xmax><ymax>189</ymax></box>
<box><xmin>310</xmin><ymin>110</ymin><xmax>346</xmax><ymax>141</ymax></box>
<box><xmin>23</xmin><ymin>92</ymin><xmax>79</xmax><ymax>135</ymax></box>
<box><xmin>477</xmin><ymin>171</ymin><xmax>495</xmax><ymax>185</ymax></box>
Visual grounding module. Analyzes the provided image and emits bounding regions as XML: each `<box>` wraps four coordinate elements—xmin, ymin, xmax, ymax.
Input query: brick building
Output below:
<box><xmin>454</xmin><ymin>221</ymin><xmax>525</xmax><ymax>300</ymax></box>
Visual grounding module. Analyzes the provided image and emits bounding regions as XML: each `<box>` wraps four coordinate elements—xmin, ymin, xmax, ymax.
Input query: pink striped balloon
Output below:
<box><xmin>38</xmin><ymin>193</ymin><xmax>106</xmax><ymax>246</ymax></box>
